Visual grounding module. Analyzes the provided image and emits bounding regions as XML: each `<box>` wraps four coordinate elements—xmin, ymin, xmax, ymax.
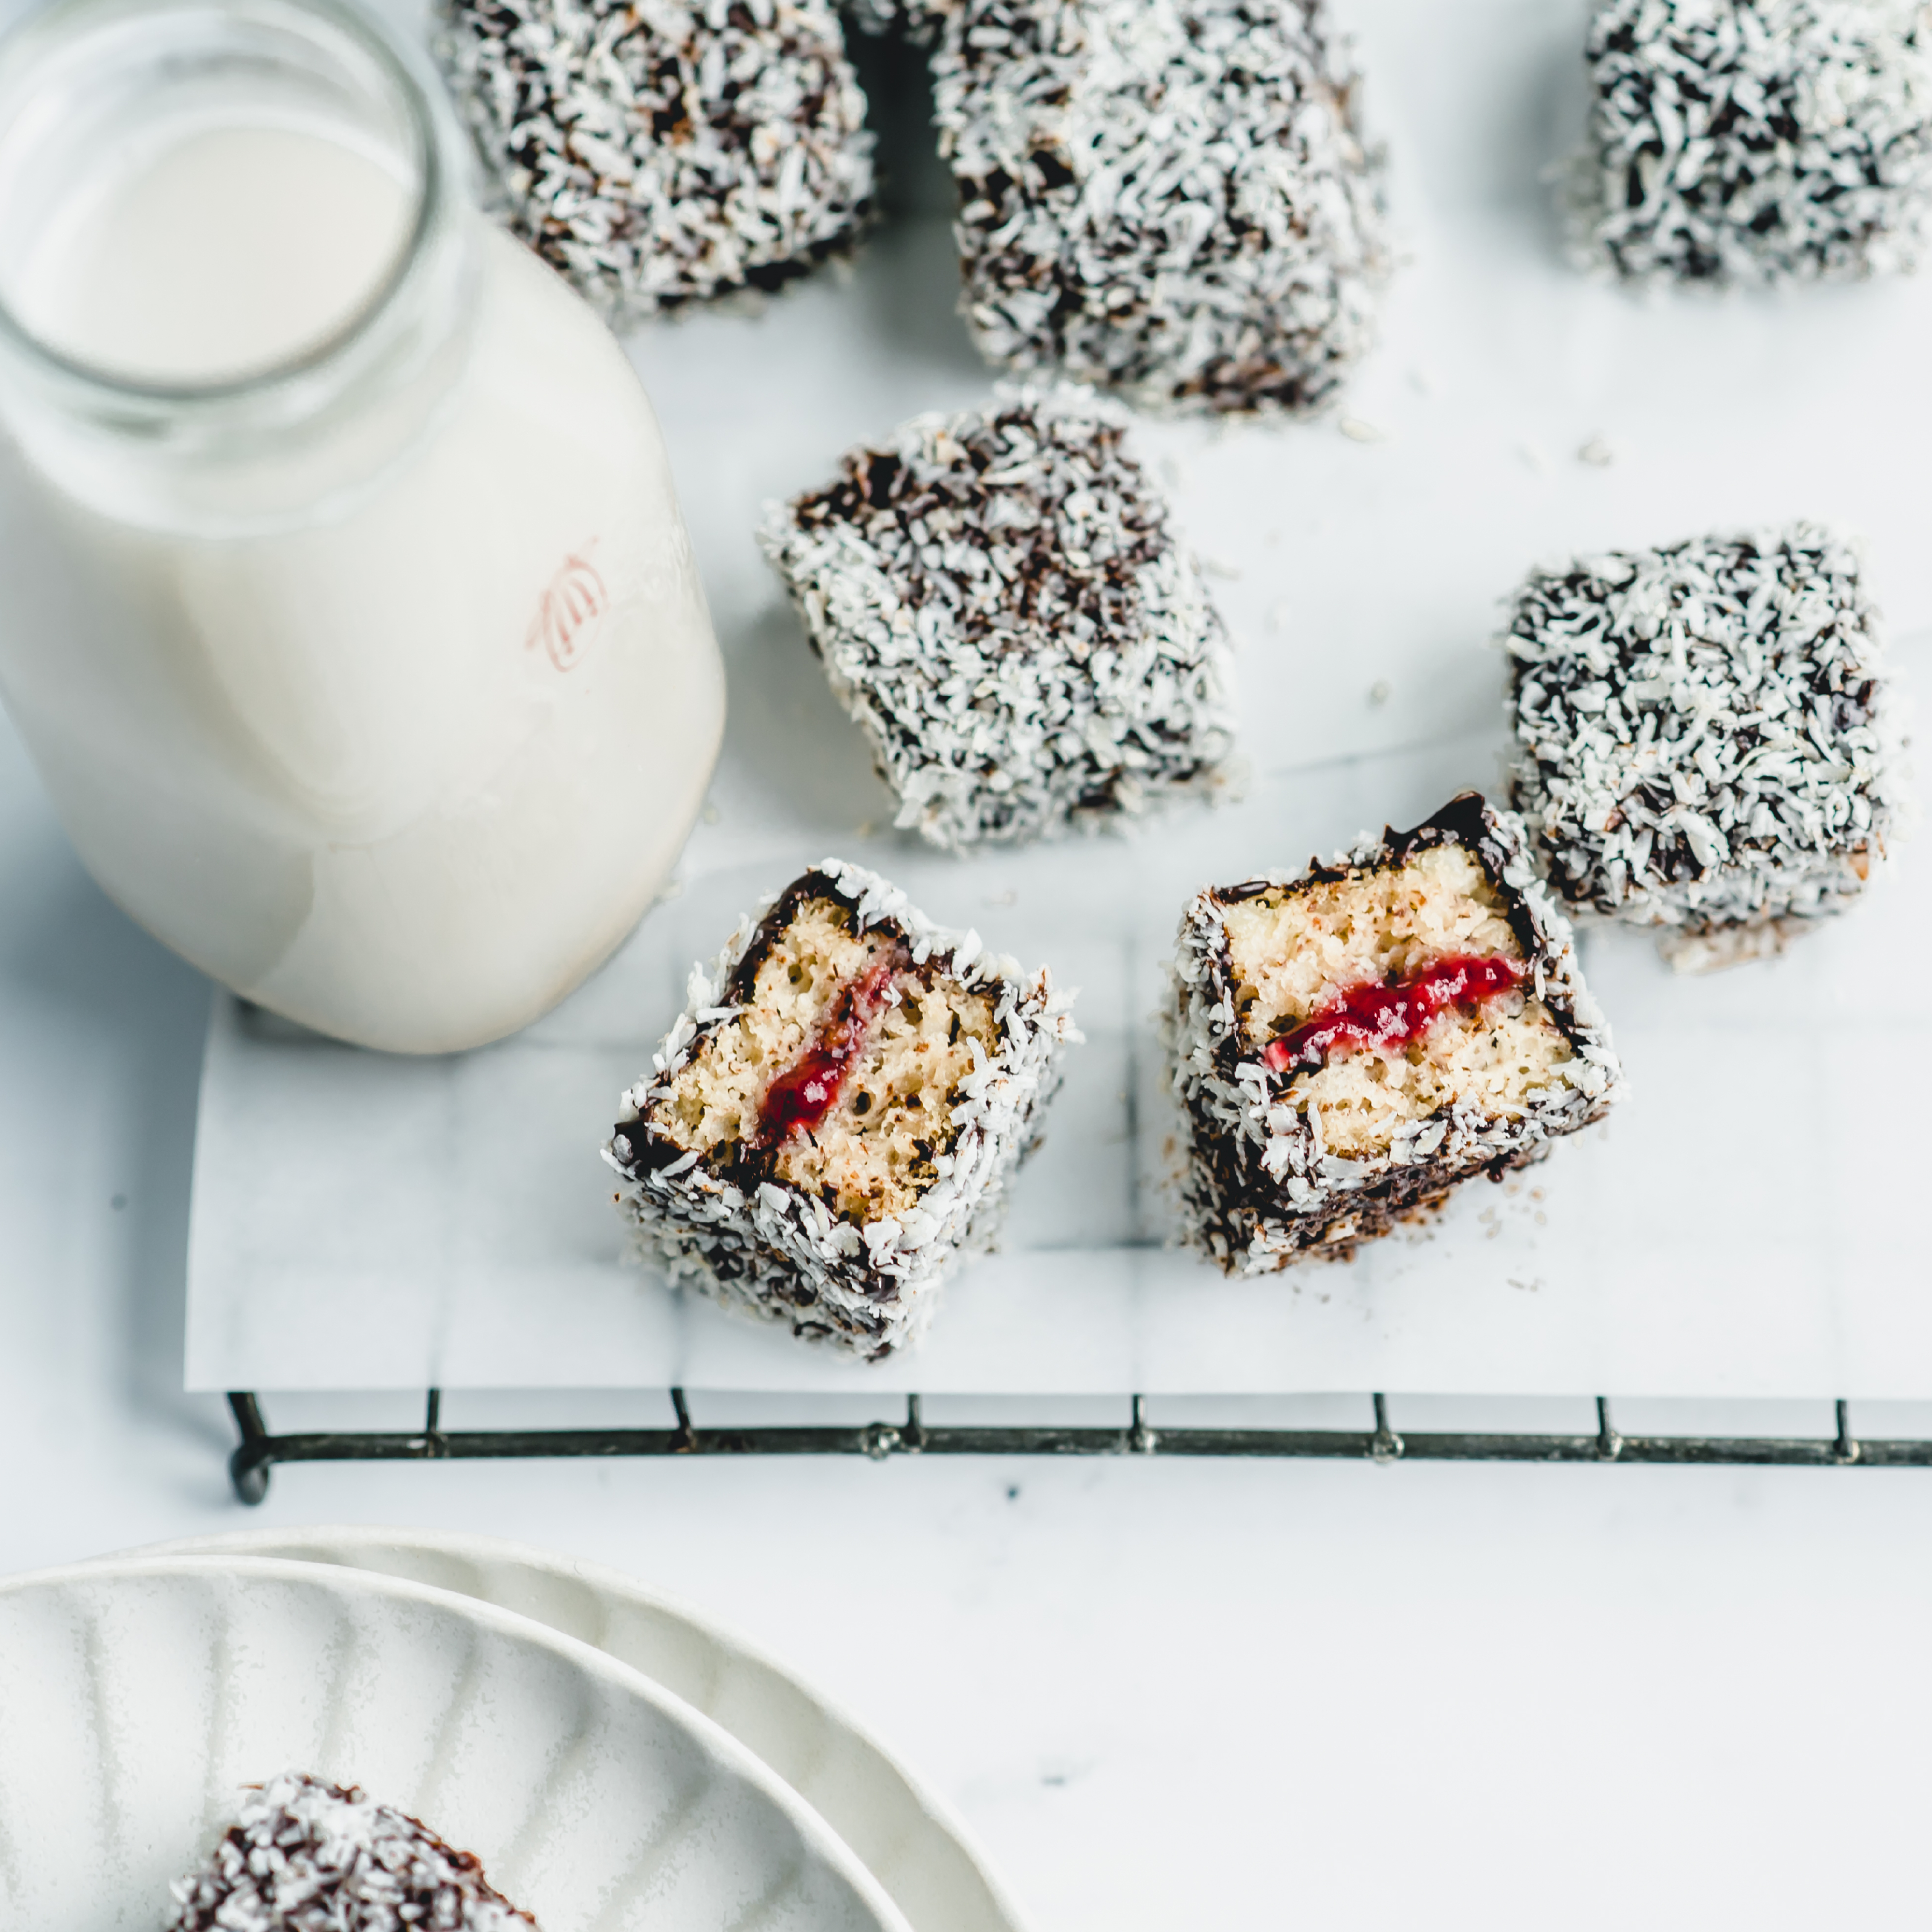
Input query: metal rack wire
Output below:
<box><xmin>223</xmin><ymin>1389</ymin><xmax>1931</xmax><ymax>1502</ymax></box>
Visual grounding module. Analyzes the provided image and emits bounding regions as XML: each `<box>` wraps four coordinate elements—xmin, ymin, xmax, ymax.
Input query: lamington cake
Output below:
<box><xmin>760</xmin><ymin>387</ymin><xmax>1235</xmax><ymax>850</ymax></box>
<box><xmin>1566</xmin><ymin>0</ymin><xmax>1932</xmax><ymax>284</ymax></box>
<box><xmin>604</xmin><ymin>861</ymin><xmax>1079</xmax><ymax>1357</ymax></box>
<box><xmin>1167</xmin><ymin>795</ymin><xmax>1623</xmax><ymax>1273</ymax></box>
<box><xmin>925</xmin><ymin>0</ymin><xmax>1390</xmax><ymax>414</ymax></box>
<box><xmin>1506</xmin><ymin>524</ymin><xmax>1902</xmax><ymax>970</ymax></box>
<box><xmin>166</xmin><ymin>1772</ymin><xmax>537</xmax><ymax>1932</ymax></box>
<box><xmin>435</xmin><ymin>0</ymin><xmax>874</xmax><ymax>320</ymax></box>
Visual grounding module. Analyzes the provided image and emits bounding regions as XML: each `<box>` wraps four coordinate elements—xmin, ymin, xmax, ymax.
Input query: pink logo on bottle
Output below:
<box><xmin>527</xmin><ymin>543</ymin><xmax>607</xmax><ymax>671</ymax></box>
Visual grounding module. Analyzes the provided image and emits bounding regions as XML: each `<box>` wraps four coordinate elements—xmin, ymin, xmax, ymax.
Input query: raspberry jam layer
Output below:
<box><xmin>756</xmin><ymin>949</ymin><xmax>907</xmax><ymax>1146</ymax></box>
<box><xmin>1262</xmin><ymin>953</ymin><xmax>1524</xmax><ymax>1077</ymax></box>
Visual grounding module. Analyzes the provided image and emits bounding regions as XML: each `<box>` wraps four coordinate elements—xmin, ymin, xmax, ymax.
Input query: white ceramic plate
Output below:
<box><xmin>137</xmin><ymin>1528</ymin><xmax>1030</xmax><ymax>1932</ymax></box>
<box><xmin>0</xmin><ymin>1555</ymin><xmax>910</xmax><ymax>1932</ymax></box>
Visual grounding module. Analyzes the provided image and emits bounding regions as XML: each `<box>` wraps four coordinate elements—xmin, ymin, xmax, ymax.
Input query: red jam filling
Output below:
<box><xmin>1261</xmin><ymin>953</ymin><xmax>1525</xmax><ymax>1077</ymax></box>
<box><xmin>755</xmin><ymin>950</ymin><xmax>906</xmax><ymax>1147</ymax></box>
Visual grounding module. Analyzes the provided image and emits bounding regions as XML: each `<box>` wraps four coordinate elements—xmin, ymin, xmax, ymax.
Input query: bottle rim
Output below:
<box><xmin>0</xmin><ymin>0</ymin><xmax>448</xmax><ymax>410</ymax></box>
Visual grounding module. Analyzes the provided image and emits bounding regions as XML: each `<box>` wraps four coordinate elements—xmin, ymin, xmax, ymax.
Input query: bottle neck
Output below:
<box><xmin>0</xmin><ymin>0</ymin><xmax>478</xmax><ymax>538</ymax></box>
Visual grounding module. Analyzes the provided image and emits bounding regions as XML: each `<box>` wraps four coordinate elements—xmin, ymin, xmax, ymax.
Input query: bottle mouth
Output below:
<box><xmin>0</xmin><ymin>0</ymin><xmax>447</xmax><ymax>409</ymax></box>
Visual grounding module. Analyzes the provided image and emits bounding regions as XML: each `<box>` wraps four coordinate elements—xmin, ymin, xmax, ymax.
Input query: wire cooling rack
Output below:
<box><xmin>222</xmin><ymin>1389</ymin><xmax>1932</xmax><ymax>1502</ymax></box>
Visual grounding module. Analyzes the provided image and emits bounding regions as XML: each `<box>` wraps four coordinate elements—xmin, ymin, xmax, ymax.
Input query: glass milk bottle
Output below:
<box><xmin>0</xmin><ymin>0</ymin><xmax>725</xmax><ymax>1052</ymax></box>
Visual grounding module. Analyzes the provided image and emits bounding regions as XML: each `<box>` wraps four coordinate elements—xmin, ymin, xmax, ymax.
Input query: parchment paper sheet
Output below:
<box><xmin>185</xmin><ymin>0</ymin><xmax>1932</xmax><ymax>1395</ymax></box>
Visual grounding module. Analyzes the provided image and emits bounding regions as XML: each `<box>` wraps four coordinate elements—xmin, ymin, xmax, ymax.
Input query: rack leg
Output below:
<box><xmin>1369</xmin><ymin>1393</ymin><xmax>1404</xmax><ymax>1464</ymax></box>
<box><xmin>227</xmin><ymin>1391</ymin><xmax>272</xmax><ymax>1506</ymax></box>
<box><xmin>670</xmin><ymin>1386</ymin><xmax>696</xmax><ymax>1453</ymax></box>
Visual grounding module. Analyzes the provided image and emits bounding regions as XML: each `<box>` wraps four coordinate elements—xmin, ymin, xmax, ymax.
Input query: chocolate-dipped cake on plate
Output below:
<box><xmin>1566</xmin><ymin>0</ymin><xmax>1932</xmax><ymax>284</ymax></box>
<box><xmin>925</xmin><ymin>0</ymin><xmax>1389</xmax><ymax>414</ymax></box>
<box><xmin>761</xmin><ymin>385</ymin><xmax>1234</xmax><ymax>850</ymax></box>
<box><xmin>166</xmin><ymin>1772</ymin><xmax>538</xmax><ymax>1932</ymax></box>
<box><xmin>1167</xmin><ymin>796</ymin><xmax>1623</xmax><ymax>1274</ymax></box>
<box><xmin>605</xmin><ymin>861</ymin><xmax>1079</xmax><ymax>1357</ymax></box>
<box><xmin>1506</xmin><ymin>524</ymin><xmax>1902</xmax><ymax>970</ymax></box>
<box><xmin>435</xmin><ymin>0</ymin><xmax>874</xmax><ymax>320</ymax></box>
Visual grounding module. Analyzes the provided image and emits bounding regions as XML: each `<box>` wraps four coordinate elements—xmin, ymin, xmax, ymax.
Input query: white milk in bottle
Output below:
<box><xmin>0</xmin><ymin>0</ymin><xmax>725</xmax><ymax>1052</ymax></box>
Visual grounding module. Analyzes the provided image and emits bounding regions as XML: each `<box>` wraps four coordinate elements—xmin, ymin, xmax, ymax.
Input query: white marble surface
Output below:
<box><xmin>9</xmin><ymin>0</ymin><xmax>1932</xmax><ymax>1923</ymax></box>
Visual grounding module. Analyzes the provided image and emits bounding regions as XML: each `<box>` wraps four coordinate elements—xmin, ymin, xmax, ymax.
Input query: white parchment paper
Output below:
<box><xmin>185</xmin><ymin>0</ymin><xmax>1932</xmax><ymax>1395</ymax></box>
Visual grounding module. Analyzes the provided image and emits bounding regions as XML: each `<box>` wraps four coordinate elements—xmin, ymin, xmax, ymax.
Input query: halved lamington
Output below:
<box><xmin>605</xmin><ymin>861</ymin><xmax>1078</xmax><ymax>1357</ymax></box>
<box><xmin>166</xmin><ymin>1773</ymin><xmax>537</xmax><ymax>1932</ymax></box>
<box><xmin>1168</xmin><ymin>795</ymin><xmax>1622</xmax><ymax>1272</ymax></box>
<box><xmin>761</xmin><ymin>386</ymin><xmax>1234</xmax><ymax>849</ymax></box>
<box><xmin>1506</xmin><ymin>525</ymin><xmax>1902</xmax><ymax>970</ymax></box>
<box><xmin>1566</xmin><ymin>0</ymin><xmax>1932</xmax><ymax>284</ymax></box>
<box><xmin>926</xmin><ymin>0</ymin><xmax>1389</xmax><ymax>414</ymax></box>
<box><xmin>435</xmin><ymin>0</ymin><xmax>874</xmax><ymax>320</ymax></box>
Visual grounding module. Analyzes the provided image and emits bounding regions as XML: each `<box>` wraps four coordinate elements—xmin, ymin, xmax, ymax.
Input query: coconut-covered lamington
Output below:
<box><xmin>762</xmin><ymin>387</ymin><xmax>1233</xmax><ymax>848</ymax></box>
<box><xmin>166</xmin><ymin>1773</ymin><xmax>537</xmax><ymax>1932</ymax></box>
<box><xmin>1168</xmin><ymin>795</ymin><xmax>1623</xmax><ymax>1273</ymax></box>
<box><xmin>926</xmin><ymin>0</ymin><xmax>1389</xmax><ymax>414</ymax></box>
<box><xmin>1566</xmin><ymin>0</ymin><xmax>1932</xmax><ymax>284</ymax></box>
<box><xmin>435</xmin><ymin>0</ymin><xmax>874</xmax><ymax>321</ymax></box>
<box><xmin>605</xmin><ymin>861</ymin><xmax>1078</xmax><ymax>1356</ymax></box>
<box><xmin>1506</xmin><ymin>525</ymin><xmax>1902</xmax><ymax>971</ymax></box>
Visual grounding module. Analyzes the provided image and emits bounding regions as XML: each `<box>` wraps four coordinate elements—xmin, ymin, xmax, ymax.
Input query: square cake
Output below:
<box><xmin>1506</xmin><ymin>524</ymin><xmax>1901</xmax><ymax>970</ymax></box>
<box><xmin>605</xmin><ymin>861</ymin><xmax>1079</xmax><ymax>1357</ymax></box>
<box><xmin>1567</xmin><ymin>0</ymin><xmax>1932</xmax><ymax>284</ymax></box>
<box><xmin>167</xmin><ymin>1772</ymin><xmax>537</xmax><ymax>1932</ymax></box>
<box><xmin>925</xmin><ymin>0</ymin><xmax>1389</xmax><ymax>414</ymax></box>
<box><xmin>435</xmin><ymin>0</ymin><xmax>874</xmax><ymax>320</ymax></box>
<box><xmin>760</xmin><ymin>386</ymin><xmax>1234</xmax><ymax>849</ymax></box>
<box><xmin>1167</xmin><ymin>795</ymin><xmax>1623</xmax><ymax>1273</ymax></box>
